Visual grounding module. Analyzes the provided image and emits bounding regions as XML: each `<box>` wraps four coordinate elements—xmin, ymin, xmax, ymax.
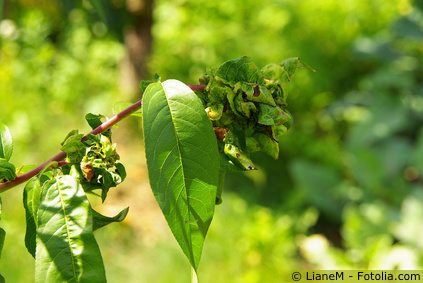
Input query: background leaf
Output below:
<box><xmin>142</xmin><ymin>80</ymin><xmax>220</xmax><ymax>270</ymax></box>
<box><xmin>0</xmin><ymin>124</ymin><xmax>13</xmax><ymax>161</ymax></box>
<box><xmin>35</xmin><ymin>175</ymin><xmax>106</xmax><ymax>283</ymax></box>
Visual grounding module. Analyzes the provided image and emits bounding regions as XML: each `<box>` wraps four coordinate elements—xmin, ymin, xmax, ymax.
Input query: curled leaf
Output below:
<box><xmin>224</xmin><ymin>144</ymin><xmax>256</xmax><ymax>171</ymax></box>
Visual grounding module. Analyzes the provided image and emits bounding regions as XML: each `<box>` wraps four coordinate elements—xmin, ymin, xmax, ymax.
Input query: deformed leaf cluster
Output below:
<box><xmin>197</xmin><ymin>56</ymin><xmax>306</xmax><ymax>170</ymax></box>
<box><xmin>60</xmin><ymin>114</ymin><xmax>126</xmax><ymax>201</ymax></box>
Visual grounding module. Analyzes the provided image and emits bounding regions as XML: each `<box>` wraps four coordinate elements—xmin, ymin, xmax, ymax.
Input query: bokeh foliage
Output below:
<box><xmin>1</xmin><ymin>0</ymin><xmax>423</xmax><ymax>282</ymax></box>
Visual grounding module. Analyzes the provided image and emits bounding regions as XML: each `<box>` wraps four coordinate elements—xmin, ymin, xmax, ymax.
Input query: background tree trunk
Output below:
<box><xmin>120</xmin><ymin>0</ymin><xmax>154</xmax><ymax>95</ymax></box>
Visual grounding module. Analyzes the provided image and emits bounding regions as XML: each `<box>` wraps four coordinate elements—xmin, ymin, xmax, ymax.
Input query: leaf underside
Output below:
<box><xmin>142</xmin><ymin>79</ymin><xmax>220</xmax><ymax>270</ymax></box>
<box><xmin>35</xmin><ymin>175</ymin><xmax>106</xmax><ymax>283</ymax></box>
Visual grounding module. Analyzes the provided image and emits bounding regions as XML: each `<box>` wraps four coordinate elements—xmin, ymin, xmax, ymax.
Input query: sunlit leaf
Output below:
<box><xmin>0</xmin><ymin>124</ymin><xmax>13</xmax><ymax>161</ymax></box>
<box><xmin>35</xmin><ymin>175</ymin><xmax>106</xmax><ymax>283</ymax></box>
<box><xmin>142</xmin><ymin>79</ymin><xmax>220</xmax><ymax>270</ymax></box>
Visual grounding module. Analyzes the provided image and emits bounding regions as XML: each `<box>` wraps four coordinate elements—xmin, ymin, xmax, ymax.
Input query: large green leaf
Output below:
<box><xmin>142</xmin><ymin>79</ymin><xmax>220</xmax><ymax>270</ymax></box>
<box><xmin>0</xmin><ymin>124</ymin><xmax>13</xmax><ymax>161</ymax></box>
<box><xmin>35</xmin><ymin>175</ymin><xmax>106</xmax><ymax>283</ymax></box>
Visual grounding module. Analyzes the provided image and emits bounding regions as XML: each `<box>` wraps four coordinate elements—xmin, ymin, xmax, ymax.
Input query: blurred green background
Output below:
<box><xmin>1</xmin><ymin>0</ymin><xmax>423</xmax><ymax>282</ymax></box>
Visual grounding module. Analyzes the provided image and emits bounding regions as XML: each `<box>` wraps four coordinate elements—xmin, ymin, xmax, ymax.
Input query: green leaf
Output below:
<box><xmin>35</xmin><ymin>175</ymin><xmax>106</xmax><ymax>283</ymax></box>
<box><xmin>142</xmin><ymin>79</ymin><xmax>220</xmax><ymax>270</ymax></box>
<box><xmin>0</xmin><ymin>158</ymin><xmax>16</xmax><ymax>182</ymax></box>
<box><xmin>139</xmin><ymin>73</ymin><xmax>161</xmax><ymax>93</ymax></box>
<box><xmin>23</xmin><ymin>177</ymin><xmax>42</xmax><ymax>258</ymax></box>
<box><xmin>0</xmin><ymin>124</ymin><xmax>13</xmax><ymax>161</ymax></box>
<box><xmin>61</xmin><ymin>132</ymin><xmax>84</xmax><ymax>151</ymax></box>
<box><xmin>92</xmin><ymin>207</ymin><xmax>129</xmax><ymax>231</ymax></box>
<box><xmin>0</xmin><ymin>227</ymin><xmax>4</xmax><ymax>258</ymax></box>
<box><xmin>254</xmin><ymin>133</ymin><xmax>279</xmax><ymax>159</ymax></box>
<box><xmin>216</xmin><ymin>56</ymin><xmax>262</xmax><ymax>83</ymax></box>
<box><xmin>85</xmin><ymin>113</ymin><xmax>105</xmax><ymax>130</ymax></box>
<box><xmin>223</xmin><ymin>144</ymin><xmax>256</xmax><ymax>170</ymax></box>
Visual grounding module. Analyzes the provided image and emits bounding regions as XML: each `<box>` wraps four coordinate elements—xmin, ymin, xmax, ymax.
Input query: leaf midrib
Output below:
<box><xmin>164</xmin><ymin>90</ymin><xmax>196</xmax><ymax>265</ymax></box>
<box><xmin>56</xmin><ymin>179</ymin><xmax>79</xmax><ymax>280</ymax></box>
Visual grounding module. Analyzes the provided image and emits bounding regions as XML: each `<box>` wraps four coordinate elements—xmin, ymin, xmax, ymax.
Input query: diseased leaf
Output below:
<box><xmin>85</xmin><ymin>114</ymin><xmax>111</xmax><ymax>140</ymax></box>
<box><xmin>60</xmin><ymin>132</ymin><xmax>85</xmax><ymax>163</ymax></box>
<box><xmin>92</xmin><ymin>207</ymin><xmax>129</xmax><ymax>231</ymax></box>
<box><xmin>216</xmin><ymin>56</ymin><xmax>262</xmax><ymax>83</ymax></box>
<box><xmin>223</xmin><ymin>144</ymin><xmax>256</xmax><ymax>170</ymax></box>
<box><xmin>35</xmin><ymin>175</ymin><xmax>106</xmax><ymax>283</ymax></box>
<box><xmin>198</xmin><ymin>56</ymin><xmax>306</xmax><ymax>170</ymax></box>
<box><xmin>142</xmin><ymin>80</ymin><xmax>220</xmax><ymax>270</ymax></box>
<box><xmin>0</xmin><ymin>124</ymin><xmax>13</xmax><ymax>161</ymax></box>
<box><xmin>23</xmin><ymin>177</ymin><xmax>42</xmax><ymax>258</ymax></box>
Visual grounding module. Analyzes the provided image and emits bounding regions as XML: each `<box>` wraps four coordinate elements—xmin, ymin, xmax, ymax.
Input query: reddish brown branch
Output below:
<box><xmin>0</xmin><ymin>84</ymin><xmax>206</xmax><ymax>193</ymax></box>
<box><xmin>187</xmin><ymin>84</ymin><xmax>206</xmax><ymax>92</ymax></box>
